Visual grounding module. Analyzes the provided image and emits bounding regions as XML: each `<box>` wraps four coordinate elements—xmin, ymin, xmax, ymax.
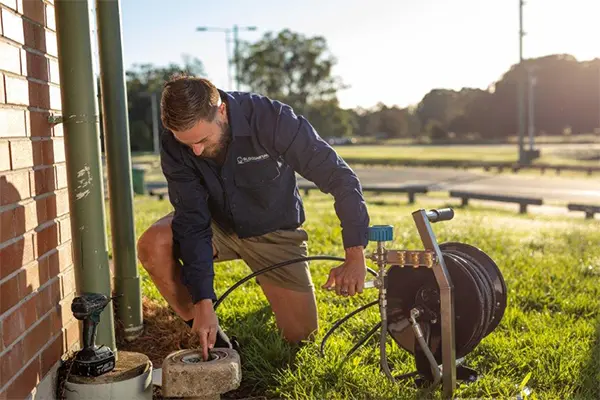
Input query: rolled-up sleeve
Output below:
<box><xmin>160</xmin><ymin>134</ymin><xmax>217</xmax><ymax>303</ymax></box>
<box><xmin>257</xmin><ymin>99</ymin><xmax>370</xmax><ymax>249</ymax></box>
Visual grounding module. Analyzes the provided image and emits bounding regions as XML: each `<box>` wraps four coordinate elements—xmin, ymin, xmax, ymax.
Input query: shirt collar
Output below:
<box><xmin>219</xmin><ymin>89</ymin><xmax>251</xmax><ymax>137</ymax></box>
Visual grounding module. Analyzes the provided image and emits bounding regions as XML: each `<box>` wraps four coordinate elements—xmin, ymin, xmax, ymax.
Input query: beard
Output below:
<box><xmin>203</xmin><ymin>120</ymin><xmax>232</xmax><ymax>164</ymax></box>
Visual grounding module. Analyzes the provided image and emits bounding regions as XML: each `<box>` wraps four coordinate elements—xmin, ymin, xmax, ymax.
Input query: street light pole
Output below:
<box><xmin>517</xmin><ymin>0</ymin><xmax>526</xmax><ymax>163</ymax></box>
<box><xmin>196</xmin><ymin>25</ymin><xmax>257</xmax><ymax>91</ymax></box>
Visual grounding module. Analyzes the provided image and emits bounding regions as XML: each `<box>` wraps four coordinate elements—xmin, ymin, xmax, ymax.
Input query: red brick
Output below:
<box><xmin>20</xmin><ymin>47</ymin><xmax>27</xmax><ymax>76</ymax></box>
<box><xmin>56</xmin><ymin>189</ymin><xmax>68</xmax><ymax>217</ymax></box>
<box><xmin>23</xmin><ymin>19</ymin><xmax>44</xmax><ymax>52</ymax></box>
<box><xmin>35</xmin><ymin>277</ymin><xmax>59</xmax><ymax>317</ymax></box>
<box><xmin>0</xmin><ymin>270</ymin><xmax>22</xmax><ymax>314</ymax></box>
<box><xmin>0</xmin><ymin>234</ymin><xmax>35</xmax><ymax>279</ymax></box>
<box><xmin>4</xmin><ymin>76</ymin><xmax>29</xmax><ymax>105</ymax></box>
<box><xmin>26</xmin><ymin>110</ymin><xmax>52</xmax><ymax>137</ymax></box>
<box><xmin>52</xmin><ymin>119</ymin><xmax>62</xmax><ymax>136</ymax></box>
<box><xmin>0</xmin><ymin>205</ymin><xmax>25</xmax><ymax>241</ymax></box>
<box><xmin>0</xmin><ymin>340</ymin><xmax>24</xmax><ymax>387</ymax></box>
<box><xmin>49</xmin><ymin>305</ymin><xmax>61</xmax><ymax>334</ymax></box>
<box><xmin>41</xmin><ymin>333</ymin><xmax>62</xmax><ymax>376</ymax></box>
<box><xmin>0</xmin><ymin>41</ymin><xmax>21</xmax><ymax>75</ymax></box>
<box><xmin>49</xmin><ymin>83</ymin><xmax>60</xmax><ymax>109</ymax></box>
<box><xmin>36</xmin><ymin>221</ymin><xmax>58</xmax><ymax>257</ymax></box>
<box><xmin>36</xmin><ymin>254</ymin><xmax>49</xmax><ymax>284</ymax></box>
<box><xmin>0</xmin><ymin>0</ymin><xmax>18</xmax><ymax>11</ymax></box>
<box><xmin>24</xmin><ymin>51</ymin><xmax>48</xmax><ymax>82</ymax></box>
<box><xmin>0</xmin><ymin>107</ymin><xmax>26</xmax><ymax>138</ymax></box>
<box><xmin>48</xmin><ymin>58</ymin><xmax>58</xmax><ymax>84</ymax></box>
<box><xmin>57</xmin><ymin>242</ymin><xmax>71</xmax><ymax>272</ymax></box>
<box><xmin>42</xmin><ymin>137</ymin><xmax>64</xmax><ymax>164</ymax></box>
<box><xmin>45</xmin><ymin>249</ymin><xmax>59</xmax><ymax>280</ymax></box>
<box><xmin>27</xmin><ymin>79</ymin><xmax>49</xmax><ymax>109</ymax></box>
<box><xmin>23</xmin><ymin>316</ymin><xmax>51</xmax><ymax>362</ymax></box>
<box><xmin>30</xmin><ymin>166</ymin><xmax>55</xmax><ymax>195</ymax></box>
<box><xmin>59</xmin><ymin>216</ymin><xmax>71</xmax><ymax>242</ymax></box>
<box><xmin>22</xmin><ymin>0</ymin><xmax>45</xmax><ymax>26</ymax></box>
<box><xmin>4</xmin><ymin>356</ymin><xmax>40</xmax><ymax>399</ymax></box>
<box><xmin>61</xmin><ymin>267</ymin><xmax>75</xmax><ymax>297</ymax></box>
<box><xmin>9</xmin><ymin>138</ymin><xmax>34</xmax><ymax>169</ymax></box>
<box><xmin>0</xmin><ymin>73</ymin><xmax>5</xmax><ymax>103</ymax></box>
<box><xmin>23</xmin><ymin>259</ymin><xmax>41</xmax><ymax>295</ymax></box>
<box><xmin>0</xmin><ymin>295</ymin><xmax>37</xmax><ymax>347</ymax></box>
<box><xmin>45</xmin><ymin>29</ymin><xmax>57</xmax><ymax>57</ymax></box>
<box><xmin>45</xmin><ymin>4</ymin><xmax>55</xmax><ymax>31</ymax></box>
<box><xmin>64</xmin><ymin>318</ymin><xmax>79</xmax><ymax>352</ymax></box>
<box><xmin>0</xmin><ymin>169</ymin><xmax>30</xmax><ymax>205</ymax></box>
<box><xmin>1</xmin><ymin>8</ymin><xmax>25</xmax><ymax>44</ymax></box>
<box><xmin>54</xmin><ymin>163</ymin><xmax>67</xmax><ymax>188</ymax></box>
<box><xmin>0</xmin><ymin>140</ymin><xmax>9</xmax><ymax>171</ymax></box>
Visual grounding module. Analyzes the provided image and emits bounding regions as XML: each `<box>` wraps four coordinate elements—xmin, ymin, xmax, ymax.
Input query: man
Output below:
<box><xmin>136</xmin><ymin>75</ymin><xmax>370</xmax><ymax>360</ymax></box>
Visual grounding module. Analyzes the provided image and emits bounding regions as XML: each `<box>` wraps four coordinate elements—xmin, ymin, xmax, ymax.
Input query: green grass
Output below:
<box><xmin>123</xmin><ymin>192</ymin><xmax>600</xmax><ymax>400</ymax></box>
<box><xmin>333</xmin><ymin>144</ymin><xmax>600</xmax><ymax>167</ymax></box>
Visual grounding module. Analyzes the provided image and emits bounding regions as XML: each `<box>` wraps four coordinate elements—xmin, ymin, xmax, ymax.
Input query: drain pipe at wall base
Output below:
<box><xmin>54</xmin><ymin>0</ymin><xmax>116</xmax><ymax>354</ymax></box>
<box><xmin>95</xmin><ymin>0</ymin><xmax>144</xmax><ymax>341</ymax></box>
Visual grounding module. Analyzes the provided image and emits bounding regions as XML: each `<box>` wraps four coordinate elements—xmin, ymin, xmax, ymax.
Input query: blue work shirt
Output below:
<box><xmin>160</xmin><ymin>90</ymin><xmax>370</xmax><ymax>303</ymax></box>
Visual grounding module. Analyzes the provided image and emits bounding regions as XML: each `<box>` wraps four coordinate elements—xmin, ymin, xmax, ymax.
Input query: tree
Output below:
<box><xmin>236</xmin><ymin>29</ymin><xmax>347</xmax><ymax>112</ymax></box>
<box><xmin>125</xmin><ymin>55</ymin><xmax>207</xmax><ymax>151</ymax></box>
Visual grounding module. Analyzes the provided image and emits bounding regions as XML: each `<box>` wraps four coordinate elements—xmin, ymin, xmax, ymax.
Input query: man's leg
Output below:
<box><xmin>137</xmin><ymin>213</ymin><xmax>199</xmax><ymax>321</ymax></box>
<box><xmin>237</xmin><ymin>228</ymin><xmax>318</xmax><ymax>343</ymax></box>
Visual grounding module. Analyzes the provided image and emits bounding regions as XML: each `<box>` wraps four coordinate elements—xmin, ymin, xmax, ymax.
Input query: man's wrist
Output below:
<box><xmin>194</xmin><ymin>298</ymin><xmax>214</xmax><ymax>309</ymax></box>
<box><xmin>345</xmin><ymin>245</ymin><xmax>365</xmax><ymax>259</ymax></box>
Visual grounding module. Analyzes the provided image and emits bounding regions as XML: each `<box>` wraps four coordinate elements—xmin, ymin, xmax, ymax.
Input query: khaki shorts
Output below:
<box><xmin>211</xmin><ymin>221</ymin><xmax>314</xmax><ymax>292</ymax></box>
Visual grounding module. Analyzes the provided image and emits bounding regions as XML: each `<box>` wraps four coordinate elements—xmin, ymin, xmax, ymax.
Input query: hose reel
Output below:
<box><xmin>320</xmin><ymin>208</ymin><xmax>507</xmax><ymax>398</ymax></box>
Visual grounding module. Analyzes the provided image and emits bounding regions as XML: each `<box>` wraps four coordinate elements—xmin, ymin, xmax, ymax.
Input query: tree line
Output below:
<box><xmin>121</xmin><ymin>29</ymin><xmax>600</xmax><ymax>151</ymax></box>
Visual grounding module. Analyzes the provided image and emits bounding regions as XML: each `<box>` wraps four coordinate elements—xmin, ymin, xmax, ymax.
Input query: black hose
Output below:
<box><xmin>319</xmin><ymin>300</ymin><xmax>378</xmax><ymax>357</ymax></box>
<box><xmin>214</xmin><ymin>255</ymin><xmax>378</xmax><ymax>310</ymax></box>
<box><xmin>345</xmin><ymin>321</ymin><xmax>381</xmax><ymax>359</ymax></box>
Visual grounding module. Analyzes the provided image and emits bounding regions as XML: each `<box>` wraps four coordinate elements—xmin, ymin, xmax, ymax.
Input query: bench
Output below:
<box><xmin>567</xmin><ymin>203</ymin><xmax>600</xmax><ymax>219</ymax></box>
<box><xmin>300</xmin><ymin>183</ymin><xmax>428</xmax><ymax>204</ymax></box>
<box><xmin>449</xmin><ymin>190</ymin><xmax>543</xmax><ymax>214</ymax></box>
<box><xmin>147</xmin><ymin>183</ymin><xmax>168</xmax><ymax>200</ymax></box>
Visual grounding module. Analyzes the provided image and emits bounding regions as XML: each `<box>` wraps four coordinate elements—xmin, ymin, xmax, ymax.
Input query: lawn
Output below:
<box><xmin>118</xmin><ymin>192</ymin><xmax>600</xmax><ymax>400</ymax></box>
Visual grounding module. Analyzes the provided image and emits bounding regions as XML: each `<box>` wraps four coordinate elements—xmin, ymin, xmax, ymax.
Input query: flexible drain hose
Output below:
<box><xmin>214</xmin><ymin>255</ymin><xmax>378</xmax><ymax>310</ymax></box>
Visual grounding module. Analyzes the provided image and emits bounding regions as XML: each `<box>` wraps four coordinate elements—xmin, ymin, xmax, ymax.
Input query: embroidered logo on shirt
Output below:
<box><xmin>237</xmin><ymin>154</ymin><xmax>270</xmax><ymax>164</ymax></box>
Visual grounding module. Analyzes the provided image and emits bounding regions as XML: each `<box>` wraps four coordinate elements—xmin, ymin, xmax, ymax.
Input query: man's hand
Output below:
<box><xmin>191</xmin><ymin>299</ymin><xmax>219</xmax><ymax>360</ymax></box>
<box><xmin>322</xmin><ymin>246</ymin><xmax>367</xmax><ymax>296</ymax></box>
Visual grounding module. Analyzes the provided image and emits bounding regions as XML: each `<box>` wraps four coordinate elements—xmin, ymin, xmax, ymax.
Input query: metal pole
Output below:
<box><xmin>95</xmin><ymin>0</ymin><xmax>144</xmax><ymax>341</ymax></box>
<box><xmin>225</xmin><ymin>31</ymin><xmax>233</xmax><ymax>91</ymax></box>
<box><xmin>151</xmin><ymin>92</ymin><xmax>159</xmax><ymax>154</ymax></box>
<box><xmin>517</xmin><ymin>0</ymin><xmax>526</xmax><ymax>163</ymax></box>
<box><xmin>412</xmin><ymin>210</ymin><xmax>456</xmax><ymax>398</ymax></box>
<box><xmin>233</xmin><ymin>25</ymin><xmax>240</xmax><ymax>91</ymax></box>
<box><xmin>54</xmin><ymin>0</ymin><xmax>116</xmax><ymax>352</ymax></box>
<box><xmin>528</xmin><ymin>67</ymin><xmax>535</xmax><ymax>150</ymax></box>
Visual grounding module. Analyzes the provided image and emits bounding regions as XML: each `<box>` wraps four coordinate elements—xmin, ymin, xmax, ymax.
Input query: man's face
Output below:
<box><xmin>172</xmin><ymin>103</ymin><xmax>231</xmax><ymax>160</ymax></box>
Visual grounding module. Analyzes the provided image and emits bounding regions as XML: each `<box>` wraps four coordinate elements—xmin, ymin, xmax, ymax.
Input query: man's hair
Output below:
<box><xmin>160</xmin><ymin>75</ymin><xmax>221</xmax><ymax>131</ymax></box>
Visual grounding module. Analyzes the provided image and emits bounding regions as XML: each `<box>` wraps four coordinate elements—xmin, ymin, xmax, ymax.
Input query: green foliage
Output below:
<box><xmin>124</xmin><ymin>55</ymin><xmax>207</xmax><ymax>151</ymax></box>
<box><xmin>130</xmin><ymin>193</ymin><xmax>600</xmax><ymax>400</ymax></box>
<box><xmin>236</xmin><ymin>29</ymin><xmax>346</xmax><ymax>107</ymax></box>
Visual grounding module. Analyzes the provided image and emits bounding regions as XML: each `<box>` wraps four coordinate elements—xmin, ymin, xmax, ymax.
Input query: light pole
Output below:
<box><xmin>196</xmin><ymin>25</ymin><xmax>257</xmax><ymax>91</ymax></box>
<box><xmin>140</xmin><ymin>91</ymin><xmax>160</xmax><ymax>154</ymax></box>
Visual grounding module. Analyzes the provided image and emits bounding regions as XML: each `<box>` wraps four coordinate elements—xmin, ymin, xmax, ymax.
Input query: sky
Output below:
<box><xmin>111</xmin><ymin>0</ymin><xmax>599</xmax><ymax>110</ymax></box>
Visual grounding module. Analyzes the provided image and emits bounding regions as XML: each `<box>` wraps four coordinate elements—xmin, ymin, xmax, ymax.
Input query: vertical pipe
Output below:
<box><xmin>234</xmin><ymin>24</ymin><xmax>240</xmax><ymax>90</ymax></box>
<box><xmin>54</xmin><ymin>0</ymin><xmax>116</xmax><ymax>352</ymax></box>
<box><xmin>95</xmin><ymin>0</ymin><xmax>144</xmax><ymax>340</ymax></box>
<box><xmin>517</xmin><ymin>0</ymin><xmax>526</xmax><ymax>163</ymax></box>
<box><xmin>528</xmin><ymin>67</ymin><xmax>535</xmax><ymax>150</ymax></box>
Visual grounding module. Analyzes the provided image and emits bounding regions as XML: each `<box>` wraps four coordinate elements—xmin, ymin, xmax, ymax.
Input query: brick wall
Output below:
<box><xmin>0</xmin><ymin>0</ymin><xmax>80</xmax><ymax>399</ymax></box>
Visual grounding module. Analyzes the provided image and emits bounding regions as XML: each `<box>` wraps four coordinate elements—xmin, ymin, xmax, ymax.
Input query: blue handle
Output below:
<box><xmin>368</xmin><ymin>225</ymin><xmax>394</xmax><ymax>242</ymax></box>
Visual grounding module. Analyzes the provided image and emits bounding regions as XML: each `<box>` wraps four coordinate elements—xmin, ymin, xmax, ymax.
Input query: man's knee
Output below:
<box><xmin>137</xmin><ymin>217</ymin><xmax>173</xmax><ymax>270</ymax></box>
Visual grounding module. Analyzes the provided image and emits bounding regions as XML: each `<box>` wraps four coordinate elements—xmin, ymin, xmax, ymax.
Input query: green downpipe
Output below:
<box><xmin>95</xmin><ymin>0</ymin><xmax>144</xmax><ymax>340</ymax></box>
<box><xmin>54</xmin><ymin>0</ymin><xmax>116</xmax><ymax>352</ymax></box>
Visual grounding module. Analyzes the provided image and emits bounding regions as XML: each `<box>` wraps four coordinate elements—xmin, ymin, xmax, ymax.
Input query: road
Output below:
<box><xmin>297</xmin><ymin>166</ymin><xmax>600</xmax><ymax>204</ymax></box>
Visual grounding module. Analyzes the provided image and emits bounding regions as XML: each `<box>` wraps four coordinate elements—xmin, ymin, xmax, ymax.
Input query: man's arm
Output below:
<box><xmin>160</xmin><ymin>134</ymin><xmax>216</xmax><ymax>304</ymax></box>
<box><xmin>257</xmin><ymin>98</ymin><xmax>370</xmax><ymax>250</ymax></box>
